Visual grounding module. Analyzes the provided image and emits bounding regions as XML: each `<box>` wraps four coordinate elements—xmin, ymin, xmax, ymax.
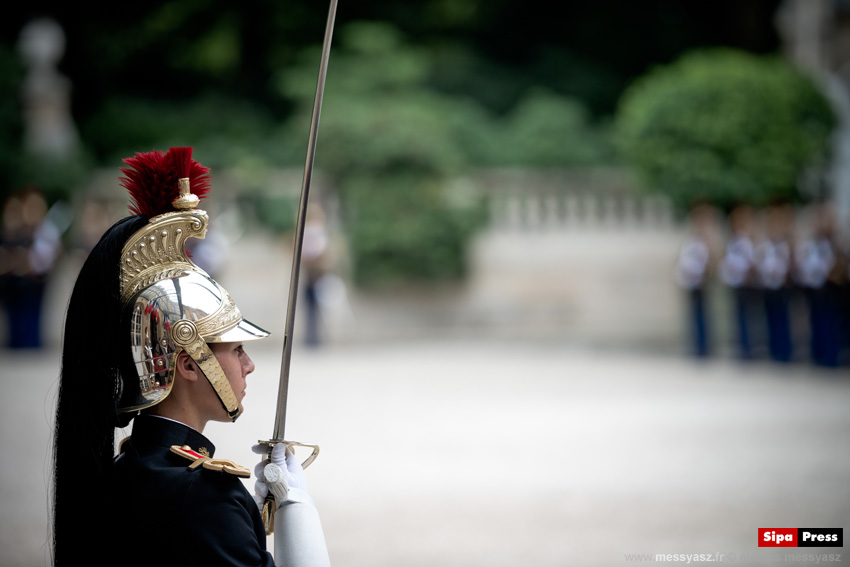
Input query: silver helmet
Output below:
<box><xmin>115</xmin><ymin>148</ymin><xmax>268</xmax><ymax>420</ymax></box>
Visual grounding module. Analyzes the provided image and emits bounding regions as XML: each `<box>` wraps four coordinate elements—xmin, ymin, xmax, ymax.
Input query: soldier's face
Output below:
<box><xmin>210</xmin><ymin>342</ymin><xmax>256</xmax><ymax>416</ymax></box>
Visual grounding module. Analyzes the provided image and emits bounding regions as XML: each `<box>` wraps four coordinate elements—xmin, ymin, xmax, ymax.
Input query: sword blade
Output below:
<box><xmin>272</xmin><ymin>0</ymin><xmax>339</xmax><ymax>442</ymax></box>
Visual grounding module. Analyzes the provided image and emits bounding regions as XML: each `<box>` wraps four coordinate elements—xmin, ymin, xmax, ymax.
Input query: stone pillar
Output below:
<box><xmin>17</xmin><ymin>18</ymin><xmax>80</xmax><ymax>161</ymax></box>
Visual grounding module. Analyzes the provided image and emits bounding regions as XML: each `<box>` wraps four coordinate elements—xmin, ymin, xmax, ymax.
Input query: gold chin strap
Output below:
<box><xmin>171</xmin><ymin>320</ymin><xmax>241</xmax><ymax>421</ymax></box>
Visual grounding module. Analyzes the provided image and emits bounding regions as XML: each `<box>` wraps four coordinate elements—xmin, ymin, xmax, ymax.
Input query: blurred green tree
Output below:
<box><xmin>486</xmin><ymin>88</ymin><xmax>616</xmax><ymax>166</ymax></box>
<box><xmin>81</xmin><ymin>93</ymin><xmax>278</xmax><ymax>169</ymax></box>
<box><xmin>275</xmin><ymin>22</ymin><xmax>487</xmax><ymax>286</ymax></box>
<box><xmin>616</xmin><ymin>49</ymin><xmax>836</xmax><ymax>212</ymax></box>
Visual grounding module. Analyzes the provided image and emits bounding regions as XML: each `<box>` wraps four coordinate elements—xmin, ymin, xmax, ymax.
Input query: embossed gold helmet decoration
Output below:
<box><xmin>116</xmin><ymin>147</ymin><xmax>269</xmax><ymax>420</ymax></box>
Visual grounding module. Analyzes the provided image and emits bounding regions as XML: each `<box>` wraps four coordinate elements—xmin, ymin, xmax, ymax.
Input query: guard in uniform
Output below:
<box><xmin>754</xmin><ymin>204</ymin><xmax>794</xmax><ymax>362</ymax></box>
<box><xmin>52</xmin><ymin>148</ymin><xmax>330</xmax><ymax>567</ymax></box>
<box><xmin>795</xmin><ymin>203</ymin><xmax>843</xmax><ymax>367</ymax></box>
<box><xmin>718</xmin><ymin>204</ymin><xmax>759</xmax><ymax>359</ymax></box>
<box><xmin>675</xmin><ymin>203</ymin><xmax>718</xmax><ymax>357</ymax></box>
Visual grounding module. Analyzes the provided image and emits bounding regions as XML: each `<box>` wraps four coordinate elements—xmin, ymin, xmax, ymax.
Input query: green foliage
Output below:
<box><xmin>269</xmin><ymin>21</ymin><xmax>616</xmax><ymax>285</ymax></box>
<box><xmin>484</xmin><ymin>88</ymin><xmax>616</xmax><ymax>167</ymax></box>
<box><xmin>344</xmin><ymin>172</ymin><xmax>486</xmax><ymax>286</ymax></box>
<box><xmin>616</xmin><ymin>49</ymin><xmax>836</xmax><ymax>211</ymax></box>
<box><xmin>275</xmin><ymin>23</ymin><xmax>432</xmax><ymax>102</ymax></box>
<box><xmin>81</xmin><ymin>93</ymin><xmax>278</xmax><ymax>168</ymax></box>
<box><xmin>246</xmin><ymin>192</ymin><xmax>298</xmax><ymax>234</ymax></box>
<box><xmin>276</xmin><ymin>22</ymin><xmax>489</xmax><ymax>286</ymax></box>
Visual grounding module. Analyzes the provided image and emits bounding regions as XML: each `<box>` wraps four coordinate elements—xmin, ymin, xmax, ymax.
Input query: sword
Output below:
<box><xmin>259</xmin><ymin>0</ymin><xmax>338</xmax><ymax>469</ymax></box>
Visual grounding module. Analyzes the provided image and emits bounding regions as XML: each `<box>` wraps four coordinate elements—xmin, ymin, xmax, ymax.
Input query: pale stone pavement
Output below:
<box><xmin>2</xmin><ymin>339</ymin><xmax>848</xmax><ymax>567</ymax></box>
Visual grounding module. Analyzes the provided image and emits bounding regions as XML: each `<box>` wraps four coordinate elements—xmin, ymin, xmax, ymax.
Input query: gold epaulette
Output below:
<box><xmin>170</xmin><ymin>445</ymin><xmax>251</xmax><ymax>478</ymax></box>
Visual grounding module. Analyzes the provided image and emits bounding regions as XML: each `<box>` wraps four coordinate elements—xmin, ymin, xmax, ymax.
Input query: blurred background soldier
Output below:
<box><xmin>301</xmin><ymin>204</ymin><xmax>330</xmax><ymax>347</ymax></box>
<box><xmin>719</xmin><ymin>204</ymin><xmax>759</xmax><ymax>359</ymax></box>
<box><xmin>796</xmin><ymin>203</ymin><xmax>843</xmax><ymax>366</ymax></box>
<box><xmin>754</xmin><ymin>203</ymin><xmax>795</xmax><ymax>362</ymax></box>
<box><xmin>675</xmin><ymin>203</ymin><xmax>719</xmax><ymax>357</ymax></box>
<box><xmin>0</xmin><ymin>187</ymin><xmax>61</xmax><ymax>348</ymax></box>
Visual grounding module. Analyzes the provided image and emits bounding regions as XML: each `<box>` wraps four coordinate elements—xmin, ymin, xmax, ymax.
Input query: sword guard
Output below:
<box><xmin>256</xmin><ymin>439</ymin><xmax>320</xmax><ymax>470</ymax></box>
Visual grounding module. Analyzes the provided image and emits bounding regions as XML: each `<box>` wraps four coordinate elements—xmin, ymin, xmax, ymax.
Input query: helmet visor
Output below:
<box><xmin>210</xmin><ymin>318</ymin><xmax>270</xmax><ymax>343</ymax></box>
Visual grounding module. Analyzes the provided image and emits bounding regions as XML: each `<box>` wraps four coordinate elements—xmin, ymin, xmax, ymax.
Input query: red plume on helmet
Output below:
<box><xmin>119</xmin><ymin>147</ymin><xmax>212</xmax><ymax>218</ymax></box>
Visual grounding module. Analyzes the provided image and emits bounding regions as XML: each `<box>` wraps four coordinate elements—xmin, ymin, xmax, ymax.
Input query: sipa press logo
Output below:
<box><xmin>759</xmin><ymin>529</ymin><xmax>797</xmax><ymax>547</ymax></box>
<box><xmin>759</xmin><ymin>528</ymin><xmax>843</xmax><ymax>548</ymax></box>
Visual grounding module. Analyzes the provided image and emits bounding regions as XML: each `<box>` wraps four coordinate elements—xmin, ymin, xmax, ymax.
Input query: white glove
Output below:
<box><xmin>252</xmin><ymin>443</ymin><xmax>331</xmax><ymax>567</ymax></box>
<box><xmin>252</xmin><ymin>443</ymin><xmax>310</xmax><ymax>507</ymax></box>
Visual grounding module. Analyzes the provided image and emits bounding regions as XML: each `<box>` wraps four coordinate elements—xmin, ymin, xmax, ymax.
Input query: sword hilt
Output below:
<box><xmin>257</xmin><ymin>439</ymin><xmax>321</xmax><ymax>535</ymax></box>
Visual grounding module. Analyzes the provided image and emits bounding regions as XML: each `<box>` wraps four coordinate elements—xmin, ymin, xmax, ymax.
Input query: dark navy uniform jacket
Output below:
<box><xmin>114</xmin><ymin>414</ymin><xmax>275</xmax><ymax>567</ymax></box>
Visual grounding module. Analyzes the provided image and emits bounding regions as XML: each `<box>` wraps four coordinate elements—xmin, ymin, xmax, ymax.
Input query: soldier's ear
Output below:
<box><xmin>174</xmin><ymin>351</ymin><xmax>201</xmax><ymax>382</ymax></box>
